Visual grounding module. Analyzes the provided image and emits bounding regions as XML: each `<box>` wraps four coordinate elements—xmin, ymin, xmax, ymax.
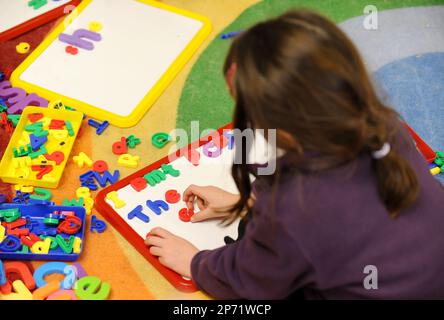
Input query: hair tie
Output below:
<box><xmin>372</xmin><ymin>142</ymin><xmax>391</xmax><ymax>160</ymax></box>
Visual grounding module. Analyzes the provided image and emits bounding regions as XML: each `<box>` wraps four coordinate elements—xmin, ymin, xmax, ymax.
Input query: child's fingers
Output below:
<box><xmin>159</xmin><ymin>257</ymin><xmax>167</xmax><ymax>266</ymax></box>
<box><xmin>145</xmin><ymin>235</ymin><xmax>164</xmax><ymax>247</ymax></box>
<box><xmin>186</xmin><ymin>195</ymin><xmax>196</xmax><ymax>210</ymax></box>
<box><xmin>183</xmin><ymin>185</ymin><xmax>206</xmax><ymax>203</ymax></box>
<box><xmin>183</xmin><ymin>185</ymin><xmax>196</xmax><ymax>202</ymax></box>
<box><xmin>149</xmin><ymin>246</ymin><xmax>163</xmax><ymax>257</ymax></box>
<box><xmin>150</xmin><ymin>227</ymin><xmax>173</xmax><ymax>238</ymax></box>
<box><xmin>197</xmin><ymin>197</ymin><xmax>206</xmax><ymax>211</ymax></box>
<box><xmin>191</xmin><ymin>209</ymin><xmax>212</xmax><ymax>223</ymax></box>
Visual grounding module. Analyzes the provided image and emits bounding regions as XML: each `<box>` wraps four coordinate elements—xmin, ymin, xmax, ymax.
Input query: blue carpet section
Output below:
<box><xmin>373</xmin><ymin>52</ymin><xmax>444</xmax><ymax>184</ymax></box>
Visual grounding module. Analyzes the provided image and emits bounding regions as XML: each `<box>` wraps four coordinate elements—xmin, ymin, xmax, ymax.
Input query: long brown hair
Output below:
<box><xmin>224</xmin><ymin>9</ymin><xmax>419</xmax><ymax>223</ymax></box>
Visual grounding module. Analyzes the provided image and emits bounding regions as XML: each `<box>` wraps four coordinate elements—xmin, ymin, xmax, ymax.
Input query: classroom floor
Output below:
<box><xmin>0</xmin><ymin>0</ymin><xmax>443</xmax><ymax>299</ymax></box>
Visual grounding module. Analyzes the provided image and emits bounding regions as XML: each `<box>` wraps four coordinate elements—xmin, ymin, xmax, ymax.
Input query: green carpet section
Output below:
<box><xmin>176</xmin><ymin>0</ymin><xmax>444</xmax><ymax>143</ymax></box>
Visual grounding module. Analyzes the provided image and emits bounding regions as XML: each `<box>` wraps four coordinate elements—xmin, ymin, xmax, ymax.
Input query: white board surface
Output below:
<box><xmin>0</xmin><ymin>0</ymin><xmax>72</xmax><ymax>33</ymax></box>
<box><xmin>105</xmin><ymin>132</ymin><xmax>276</xmax><ymax>251</ymax></box>
<box><xmin>18</xmin><ymin>0</ymin><xmax>204</xmax><ymax>118</ymax></box>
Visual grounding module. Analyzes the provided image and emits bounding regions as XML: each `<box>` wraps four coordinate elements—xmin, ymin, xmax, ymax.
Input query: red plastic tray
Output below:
<box><xmin>95</xmin><ymin>124</ymin><xmax>232</xmax><ymax>293</ymax></box>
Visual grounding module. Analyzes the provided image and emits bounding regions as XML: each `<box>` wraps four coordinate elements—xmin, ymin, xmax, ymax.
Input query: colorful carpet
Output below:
<box><xmin>0</xmin><ymin>0</ymin><xmax>443</xmax><ymax>299</ymax></box>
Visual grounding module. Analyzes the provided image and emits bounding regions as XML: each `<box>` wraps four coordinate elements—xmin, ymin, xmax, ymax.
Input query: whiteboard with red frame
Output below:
<box><xmin>95</xmin><ymin>124</ymin><xmax>274</xmax><ymax>292</ymax></box>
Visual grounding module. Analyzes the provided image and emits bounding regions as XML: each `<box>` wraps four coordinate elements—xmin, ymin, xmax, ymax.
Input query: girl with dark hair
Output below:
<box><xmin>145</xmin><ymin>10</ymin><xmax>444</xmax><ymax>299</ymax></box>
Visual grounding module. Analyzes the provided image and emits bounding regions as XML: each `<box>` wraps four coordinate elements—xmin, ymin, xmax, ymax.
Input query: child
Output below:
<box><xmin>145</xmin><ymin>10</ymin><xmax>444</xmax><ymax>299</ymax></box>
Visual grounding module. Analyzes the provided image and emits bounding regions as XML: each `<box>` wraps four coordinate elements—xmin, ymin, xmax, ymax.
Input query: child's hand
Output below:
<box><xmin>145</xmin><ymin>227</ymin><xmax>199</xmax><ymax>278</ymax></box>
<box><xmin>183</xmin><ymin>185</ymin><xmax>240</xmax><ymax>222</ymax></box>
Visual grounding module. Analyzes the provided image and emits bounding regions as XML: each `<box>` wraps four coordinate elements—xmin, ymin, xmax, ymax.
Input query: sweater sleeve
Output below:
<box><xmin>190</xmin><ymin>207</ymin><xmax>312</xmax><ymax>299</ymax></box>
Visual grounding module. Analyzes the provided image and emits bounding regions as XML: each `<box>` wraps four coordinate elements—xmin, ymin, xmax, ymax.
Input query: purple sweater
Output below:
<box><xmin>191</xmin><ymin>129</ymin><xmax>444</xmax><ymax>299</ymax></box>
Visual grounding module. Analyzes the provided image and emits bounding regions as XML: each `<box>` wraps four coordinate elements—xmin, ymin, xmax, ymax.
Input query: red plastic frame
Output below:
<box><xmin>0</xmin><ymin>0</ymin><xmax>82</xmax><ymax>42</ymax></box>
<box><xmin>95</xmin><ymin>124</ymin><xmax>233</xmax><ymax>293</ymax></box>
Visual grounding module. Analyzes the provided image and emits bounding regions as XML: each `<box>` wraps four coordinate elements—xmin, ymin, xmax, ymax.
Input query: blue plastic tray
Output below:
<box><xmin>0</xmin><ymin>203</ymin><xmax>86</xmax><ymax>261</ymax></box>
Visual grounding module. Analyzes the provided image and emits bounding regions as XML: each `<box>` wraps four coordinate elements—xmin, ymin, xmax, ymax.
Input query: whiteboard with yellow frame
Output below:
<box><xmin>11</xmin><ymin>0</ymin><xmax>212</xmax><ymax>128</ymax></box>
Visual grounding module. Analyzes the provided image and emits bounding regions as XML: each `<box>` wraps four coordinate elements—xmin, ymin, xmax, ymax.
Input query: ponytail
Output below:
<box><xmin>373</xmin><ymin>145</ymin><xmax>419</xmax><ymax>218</ymax></box>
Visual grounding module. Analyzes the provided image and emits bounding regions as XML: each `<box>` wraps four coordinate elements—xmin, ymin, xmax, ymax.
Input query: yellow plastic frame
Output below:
<box><xmin>0</xmin><ymin>107</ymin><xmax>83</xmax><ymax>189</ymax></box>
<box><xmin>11</xmin><ymin>0</ymin><xmax>212</xmax><ymax>128</ymax></box>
